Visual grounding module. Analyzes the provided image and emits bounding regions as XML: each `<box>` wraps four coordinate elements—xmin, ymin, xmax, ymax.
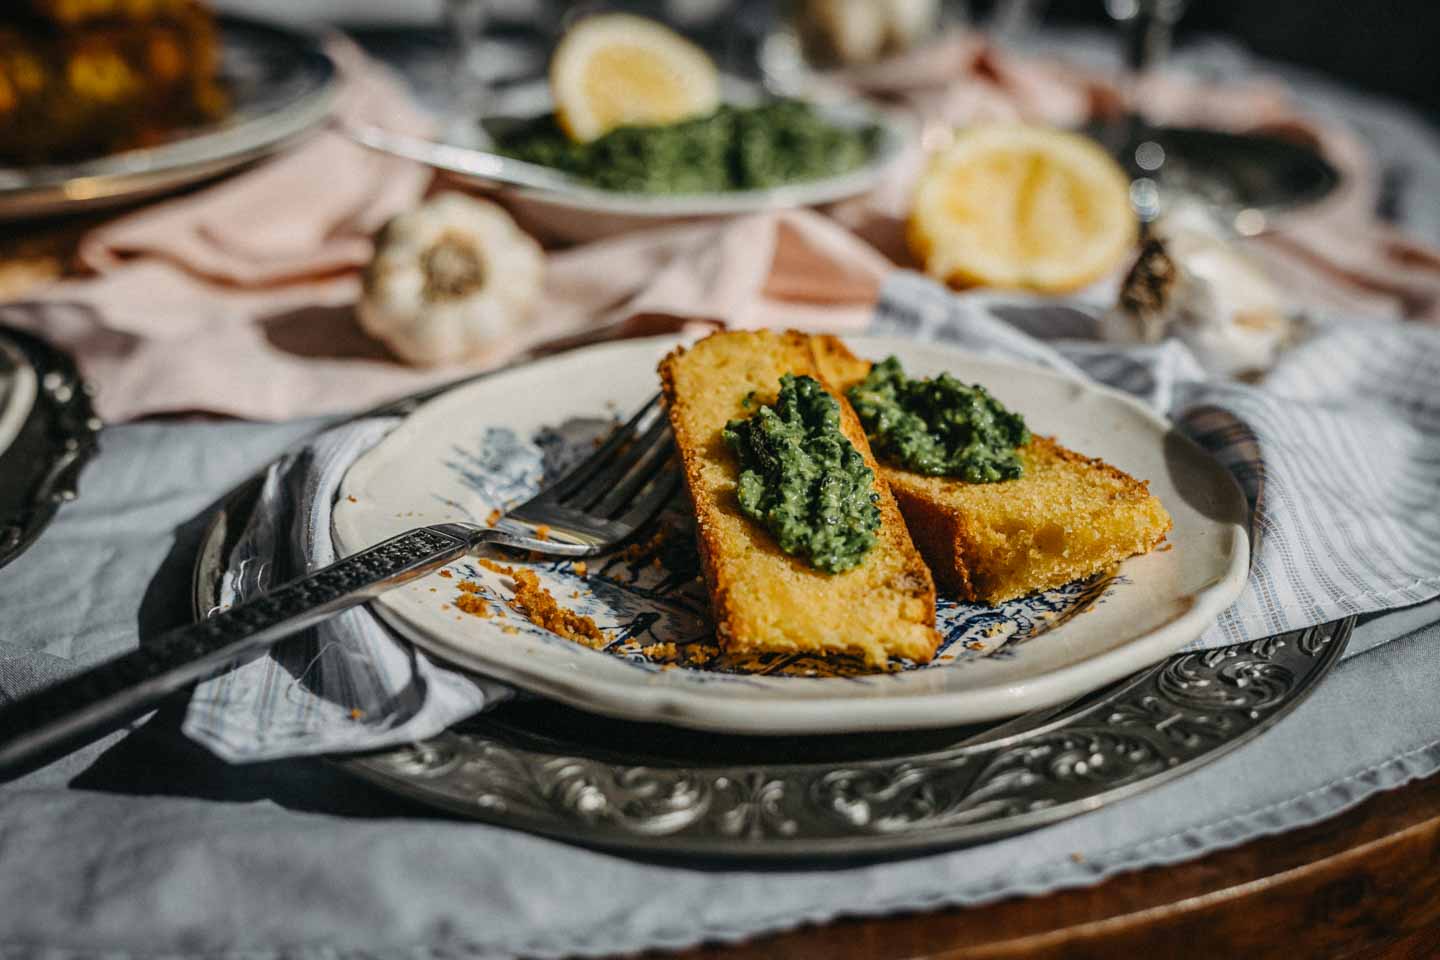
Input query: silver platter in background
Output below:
<box><xmin>0</xmin><ymin>327</ymin><xmax>100</xmax><ymax>570</ymax></box>
<box><xmin>1140</xmin><ymin>126</ymin><xmax>1342</xmax><ymax>216</ymax></box>
<box><xmin>1108</xmin><ymin>123</ymin><xmax>1344</xmax><ymax>232</ymax></box>
<box><xmin>0</xmin><ymin>16</ymin><xmax>338</xmax><ymax>221</ymax></box>
<box><xmin>0</xmin><ymin>334</ymin><xmax>37</xmax><ymax>461</ymax></box>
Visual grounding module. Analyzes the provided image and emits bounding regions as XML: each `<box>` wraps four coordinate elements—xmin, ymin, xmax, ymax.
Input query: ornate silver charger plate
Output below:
<box><xmin>0</xmin><ymin>327</ymin><xmax>100</xmax><ymax>570</ymax></box>
<box><xmin>192</xmin><ymin>431</ymin><xmax>1352</xmax><ymax>858</ymax></box>
<box><xmin>0</xmin><ymin>16</ymin><xmax>337</xmax><ymax>221</ymax></box>
<box><xmin>343</xmin><ymin>624</ymin><xmax>1350</xmax><ymax>857</ymax></box>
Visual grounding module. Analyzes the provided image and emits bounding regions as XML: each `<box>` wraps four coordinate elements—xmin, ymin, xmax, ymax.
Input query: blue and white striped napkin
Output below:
<box><xmin>872</xmin><ymin>272</ymin><xmax>1440</xmax><ymax>648</ymax></box>
<box><xmin>183</xmin><ymin>419</ymin><xmax>513</xmax><ymax>762</ymax></box>
<box><xmin>183</xmin><ymin>270</ymin><xmax>1440</xmax><ymax>762</ymax></box>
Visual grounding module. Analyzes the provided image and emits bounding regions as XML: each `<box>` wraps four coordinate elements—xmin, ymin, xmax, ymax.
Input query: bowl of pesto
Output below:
<box><xmin>442</xmin><ymin>82</ymin><xmax>911</xmax><ymax>242</ymax></box>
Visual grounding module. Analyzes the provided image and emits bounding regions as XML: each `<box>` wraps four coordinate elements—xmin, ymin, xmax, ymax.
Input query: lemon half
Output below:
<box><xmin>550</xmin><ymin>14</ymin><xmax>720</xmax><ymax>143</ymax></box>
<box><xmin>909</xmin><ymin>125</ymin><xmax>1137</xmax><ymax>293</ymax></box>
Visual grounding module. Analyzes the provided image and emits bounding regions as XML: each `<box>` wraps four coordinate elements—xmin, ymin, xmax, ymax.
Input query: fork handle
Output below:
<box><xmin>0</xmin><ymin>524</ymin><xmax>479</xmax><ymax>775</ymax></box>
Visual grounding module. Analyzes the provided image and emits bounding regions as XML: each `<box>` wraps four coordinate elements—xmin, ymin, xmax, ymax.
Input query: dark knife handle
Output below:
<box><xmin>0</xmin><ymin>524</ymin><xmax>476</xmax><ymax>774</ymax></box>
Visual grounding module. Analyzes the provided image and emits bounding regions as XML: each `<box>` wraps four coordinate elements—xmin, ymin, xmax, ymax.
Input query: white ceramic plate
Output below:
<box><xmin>436</xmin><ymin>83</ymin><xmax>911</xmax><ymax>244</ymax></box>
<box><xmin>334</xmin><ymin>335</ymin><xmax>1249</xmax><ymax>734</ymax></box>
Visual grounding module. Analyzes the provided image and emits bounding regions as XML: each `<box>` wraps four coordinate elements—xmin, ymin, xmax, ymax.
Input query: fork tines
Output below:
<box><xmin>523</xmin><ymin>393</ymin><xmax>679</xmax><ymax>527</ymax></box>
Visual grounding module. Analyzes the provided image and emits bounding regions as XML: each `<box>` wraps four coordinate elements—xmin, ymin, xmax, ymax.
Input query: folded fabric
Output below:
<box><xmin>183</xmin><ymin>418</ymin><xmax>513</xmax><ymax>761</ymax></box>
<box><xmin>183</xmin><ymin>272</ymin><xmax>1440</xmax><ymax>763</ymax></box>
<box><xmin>0</xmin><ymin>208</ymin><xmax>885</xmax><ymax>422</ymax></box>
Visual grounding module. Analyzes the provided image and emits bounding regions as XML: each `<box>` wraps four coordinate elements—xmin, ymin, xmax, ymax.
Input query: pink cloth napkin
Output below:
<box><xmin>1</xmin><ymin>208</ymin><xmax>888</xmax><ymax>422</ymax></box>
<box><xmin>3</xmin><ymin>31</ymin><xmax>1437</xmax><ymax>423</ymax></box>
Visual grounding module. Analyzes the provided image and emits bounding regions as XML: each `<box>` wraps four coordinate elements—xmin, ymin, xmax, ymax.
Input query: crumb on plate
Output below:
<box><xmin>623</xmin><ymin>528</ymin><xmax>669</xmax><ymax>562</ymax></box>
<box><xmin>509</xmin><ymin>568</ymin><xmax>607</xmax><ymax>649</ymax></box>
<box><xmin>476</xmin><ymin>557</ymin><xmax>515</xmax><ymax>576</ymax></box>
<box><xmin>455</xmin><ymin>592</ymin><xmax>492</xmax><ymax>617</ymax></box>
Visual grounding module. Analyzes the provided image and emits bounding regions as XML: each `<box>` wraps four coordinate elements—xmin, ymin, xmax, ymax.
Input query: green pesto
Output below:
<box><xmin>847</xmin><ymin>356</ymin><xmax>1030</xmax><ymax>483</ymax></box>
<box><xmin>494</xmin><ymin>100</ymin><xmax>879</xmax><ymax>194</ymax></box>
<box><xmin>722</xmin><ymin>374</ymin><xmax>881</xmax><ymax>573</ymax></box>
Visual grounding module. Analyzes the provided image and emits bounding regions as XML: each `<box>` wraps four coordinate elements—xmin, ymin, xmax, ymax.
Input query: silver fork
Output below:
<box><xmin>0</xmin><ymin>394</ymin><xmax>678</xmax><ymax>774</ymax></box>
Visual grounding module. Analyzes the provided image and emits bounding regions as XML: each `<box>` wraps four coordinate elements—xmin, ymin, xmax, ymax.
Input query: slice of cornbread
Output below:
<box><xmin>812</xmin><ymin>336</ymin><xmax>1172</xmax><ymax>604</ymax></box>
<box><xmin>659</xmin><ymin>330</ymin><xmax>940</xmax><ymax>666</ymax></box>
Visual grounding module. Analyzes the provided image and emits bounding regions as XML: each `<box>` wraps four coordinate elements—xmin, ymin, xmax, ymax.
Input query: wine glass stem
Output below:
<box><xmin>1123</xmin><ymin>2</ymin><xmax>1175</xmax><ymax>74</ymax></box>
<box><xmin>446</xmin><ymin>0</ymin><xmax>491</xmax><ymax>130</ymax></box>
<box><xmin>1116</xmin><ymin>0</ymin><xmax>1185</xmax><ymax>128</ymax></box>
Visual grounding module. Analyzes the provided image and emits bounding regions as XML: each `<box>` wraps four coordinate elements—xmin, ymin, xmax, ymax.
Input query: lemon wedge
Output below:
<box><xmin>908</xmin><ymin>125</ymin><xmax>1137</xmax><ymax>293</ymax></box>
<box><xmin>550</xmin><ymin>14</ymin><xmax>721</xmax><ymax>143</ymax></box>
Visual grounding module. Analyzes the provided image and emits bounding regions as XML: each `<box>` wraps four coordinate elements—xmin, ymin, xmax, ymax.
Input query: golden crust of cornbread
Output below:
<box><xmin>659</xmin><ymin>330</ymin><xmax>939</xmax><ymax>667</ymax></box>
<box><xmin>811</xmin><ymin>335</ymin><xmax>1173</xmax><ymax>604</ymax></box>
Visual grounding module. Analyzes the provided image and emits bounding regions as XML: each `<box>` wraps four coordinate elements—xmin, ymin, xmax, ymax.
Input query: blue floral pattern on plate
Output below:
<box><xmin>434</xmin><ymin>422</ymin><xmax>1125</xmax><ymax>682</ymax></box>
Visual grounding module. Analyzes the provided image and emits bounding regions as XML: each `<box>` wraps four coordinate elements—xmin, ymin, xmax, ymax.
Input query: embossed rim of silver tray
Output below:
<box><xmin>190</xmin><ymin>394</ymin><xmax>1353</xmax><ymax>858</ymax></box>
<box><xmin>0</xmin><ymin>16</ymin><xmax>337</xmax><ymax>221</ymax></box>
<box><xmin>338</xmin><ymin>622</ymin><xmax>1351</xmax><ymax>857</ymax></box>
<box><xmin>0</xmin><ymin>327</ymin><xmax>100</xmax><ymax>571</ymax></box>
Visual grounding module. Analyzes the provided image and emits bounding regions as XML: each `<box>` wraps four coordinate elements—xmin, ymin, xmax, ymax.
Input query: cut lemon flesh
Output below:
<box><xmin>550</xmin><ymin>13</ymin><xmax>720</xmax><ymax>143</ymax></box>
<box><xmin>908</xmin><ymin>125</ymin><xmax>1137</xmax><ymax>293</ymax></box>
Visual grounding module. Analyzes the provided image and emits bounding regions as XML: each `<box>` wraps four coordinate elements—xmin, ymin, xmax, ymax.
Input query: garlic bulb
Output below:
<box><xmin>884</xmin><ymin>0</ymin><xmax>943</xmax><ymax>51</ymax></box>
<box><xmin>360</xmin><ymin>193</ymin><xmax>544</xmax><ymax>367</ymax></box>
<box><xmin>1108</xmin><ymin>204</ymin><xmax>1294</xmax><ymax>377</ymax></box>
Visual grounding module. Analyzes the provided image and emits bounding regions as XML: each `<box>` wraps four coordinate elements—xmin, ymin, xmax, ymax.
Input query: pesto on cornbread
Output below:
<box><xmin>812</xmin><ymin>335</ymin><xmax>1172</xmax><ymax>604</ymax></box>
<box><xmin>722</xmin><ymin>371</ymin><xmax>882</xmax><ymax>574</ymax></box>
<box><xmin>659</xmin><ymin>330</ymin><xmax>939</xmax><ymax>666</ymax></box>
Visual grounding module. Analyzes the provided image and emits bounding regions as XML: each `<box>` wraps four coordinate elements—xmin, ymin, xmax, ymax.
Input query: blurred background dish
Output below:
<box><xmin>1</xmin><ymin>0</ymin><xmax>231</xmax><ymax>167</ymax></box>
<box><xmin>0</xmin><ymin>13</ymin><xmax>336</xmax><ymax>220</ymax></box>
<box><xmin>363</xmin><ymin>76</ymin><xmax>913</xmax><ymax>244</ymax></box>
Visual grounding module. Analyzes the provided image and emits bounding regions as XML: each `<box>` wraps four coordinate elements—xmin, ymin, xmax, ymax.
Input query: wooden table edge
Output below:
<box><xmin>666</xmin><ymin>767</ymin><xmax>1440</xmax><ymax>960</ymax></box>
